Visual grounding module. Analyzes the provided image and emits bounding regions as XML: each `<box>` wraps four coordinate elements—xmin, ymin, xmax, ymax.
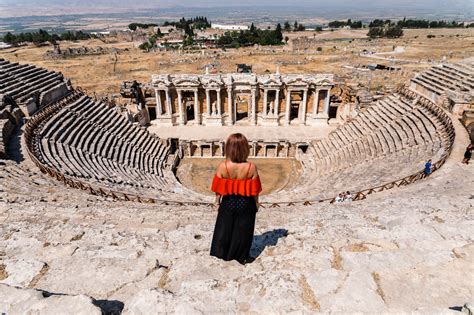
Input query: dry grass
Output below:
<box><xmin>371</xmin><ymin>271</ymin><xmax>386</xmax><ymax>303</ymax></box>
<box><xmin>0</xmin><ymin>263</ymin><xmax>8</xmax><ymax>280</ymax></box>
<box><xmin>27</xmin><ymin>263</ymin><xmax>49</xmax><ymax>288</ymax></box>
<box><xmin>330</xmin><ymin>246</ymin><xmax>343</xmax><ymax>270</ymax></box>
<box><xmin>70</xmin><ymin>231</ymin><xmax>85</xmax><ymax>241</ymax></box>
<box><xmin>0</xmin><ymin>28</ymin><xmax>472</xmax><ymax>97</ymax></box>
<box><xmin>343</xmin><ymin>243</ymin><xmax>370</xmax><ymax>252</ymax></box>
<box><xmin>299</xmin><ymin>275</ymin><xmax>321</xmax><ymax>312</ymax></box>
<box><xmin>158</xmin><ymin>268</ymin><xmax>170</xmax><ymax>289</ymax></box>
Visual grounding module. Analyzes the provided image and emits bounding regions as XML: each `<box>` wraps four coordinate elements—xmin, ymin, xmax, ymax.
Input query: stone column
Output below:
<box><xmin>312</xmin><ymin>88</ymin><xmax>320</xmax><ymax>117</ymax></box>
<box><xmin>194</xmin><ymin>89</ymin><xmax>199</xmax><ymax>124</ymax></box>
<box><xmin>165</xmin><ymin>89</ymin><xmax>172</xmax><ymax>116</ymax></box>
<box><xmin>263</xmin><ymin>89</ymin><xmax>268</xmax><ymax>117</ymax></box>
<box><xmin>155</xmin><ymin>89</ymin><xmax>163</xmax><ymax>115</ymax></box>
<box><xmin>177</xmin><ymin>89</ymin><xmax>184</xmax><ymax>125</ymax></box>
<box><xmin>275</xmin><ymin>144</ymin><xmax>279</xmax><ymax>157</ymax></box>
<box><xmin>323</xmin><ymin>89</ymin><xmax>331</xmax><ymax>116</ymax></box>
<box><xmin>187</xmin><ymin>142</ymin><xmax>192</xmax><ymax>157</ymax></box>
<box><xmin>216</xmin><ymin>89</ymin><xmax>222</xmax><ymax>115</ymax></box>
<box><xmin>286</xmin><ymin>143</ymin><xmax>290</xmax><ymax>157</ymax></box>
<box><xmin>285</xmin><ymin>90</ymin><xmax>291</xmax><ymax>125</ymax></box>
<box><xmin>205</xmin><ymin>89</ymin><xmax>211</xmax><ymax>116</ymax></box>
<box><xmin>252</xmin><ymin>141</ymin><xmax>257</xmax><ymax>156</ymax></box>
<box><xmin>301</xmin><ymin>88</ymin><xmax>308</xmax><ymax>124</ymax></box>
<box><xmin>274</xmin><ymin>89</ymin><xmax>280</xmax><ymax>117</ymax></box>
<box><xmin>227</xmin><ymin>87</ymin><xmax>233</xmax><ymax>125</ymax></box>
<box><xmin>251</xmin><ymin>88</ymin><xmax>257</xmax><ymax>125</ymax></box>
<box><xmin>220</xmin><ymin>141</ymin><xmax>225</xmax><ymax>157</ymax></box>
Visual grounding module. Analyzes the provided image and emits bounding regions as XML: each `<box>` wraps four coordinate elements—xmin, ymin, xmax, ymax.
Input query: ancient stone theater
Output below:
<box><xmin>1</xmin><ymin>55</ymin><xmax>473</xmax><ymax>312</ymax></box>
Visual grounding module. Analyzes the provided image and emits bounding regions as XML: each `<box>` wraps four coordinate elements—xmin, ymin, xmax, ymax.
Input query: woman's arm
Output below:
<box><xmin>215</xmin><ymin>193</ymin><xmax>221</xmax><ymax>205</ymax></box>
<box><xmin>251</xmin><ymin>163</ymin><xmax>260</xmax><ymax>209</ymax></box>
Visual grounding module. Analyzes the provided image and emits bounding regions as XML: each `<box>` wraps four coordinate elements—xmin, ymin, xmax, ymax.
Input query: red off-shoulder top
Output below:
<box><xmin>211</xmin><ymin>161</ymin><xmax>262</xmax><ymax>196</ymax></box>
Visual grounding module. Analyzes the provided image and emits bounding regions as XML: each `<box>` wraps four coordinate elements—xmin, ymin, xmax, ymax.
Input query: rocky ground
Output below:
<box><xmin>0</xmin><ymin>125</ymin><xmax>473</xmax><ymax>314</ymax></box>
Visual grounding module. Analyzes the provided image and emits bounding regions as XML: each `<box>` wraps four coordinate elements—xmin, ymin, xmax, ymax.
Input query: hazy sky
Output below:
<box><xmin>0</xmin><ymin>0</ymin><xmax>472</xmax><ymax>9</ymax></box>
<box><xmin>0</xmin><ymin>0</ymin><xmax>472</xmax><ymax>20</ymax></box>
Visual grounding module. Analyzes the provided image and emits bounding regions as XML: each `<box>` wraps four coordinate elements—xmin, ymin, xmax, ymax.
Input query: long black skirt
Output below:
<box><xmin>210</xmin><ymin>195</ymin><xmax>257</xmax><ymax>264</ymax></box>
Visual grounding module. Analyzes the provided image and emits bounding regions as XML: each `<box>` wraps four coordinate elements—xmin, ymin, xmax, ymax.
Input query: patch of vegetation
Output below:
<box><xmin>368</xmin><ymin>25</ymin><xmax>403</xmax><ymax>39</ymax></box>
<box><xmin>217</xmin><ymin>23</ymin><xmax>283</xmax><ymax>48</ymax></box>
<box><xmin>328</xmin><ymin>19</ymin><xmax>363</xmax><ymax>29</ymax></box>
<box><xmin>369</xmin><ymin>18</ymin><xmax>465</xmax><ymax>29</ymax></box>
<box><xmin>1</xmin><ymin>29</ymin><xmax>91</xmax><ymax>46</ymax></box>
<box><xmin>128</xmin><ymin>23</ymin><xmax>158</xmax><ymax>31</ymax></box>
<box><xmin>283</xmin><ymin>21</ymin><xmax>306</xmax><ymax>32</ymax></box>
<box><xmin>163</xmin><ymin>16</ymin><xmax>211</xmax><ymax>32</ymax></box>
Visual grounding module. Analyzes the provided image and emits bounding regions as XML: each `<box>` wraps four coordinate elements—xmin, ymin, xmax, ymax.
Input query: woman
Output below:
<box><xmin>424</xmin><ymin>159</ymin><xmax>433</xmax><ymax>176</ymax></box>
<box><xmin>462</xmin><ymin>144</ymin><xmax>473</xmax><ymax>164</ymax></box>
<box><xmin>210</xmin><ymin>133</ymin><xmax>262</xmax><ymax>264</ymax></box>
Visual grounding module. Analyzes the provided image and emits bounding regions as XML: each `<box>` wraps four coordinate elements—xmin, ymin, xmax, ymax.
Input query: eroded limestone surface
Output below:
<box><xmin>1</xmin><ymin>159</ymin><xmax>472</xmax><ymax>313</ymax></box>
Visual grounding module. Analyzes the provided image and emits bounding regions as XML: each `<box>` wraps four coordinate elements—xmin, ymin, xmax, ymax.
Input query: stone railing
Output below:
<box><xmin>24</xmin><ymin>87</ymin><xmax>455</xmax><ymax>207</ymax></box>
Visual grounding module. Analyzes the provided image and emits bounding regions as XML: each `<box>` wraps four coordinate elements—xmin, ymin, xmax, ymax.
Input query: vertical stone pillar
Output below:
<box><xmin>252</xmin><ymin>141</ymin><xmax>257</xmax><ymax>156</ymax></box>
<box><xmin>301</xmin><ymin>88</ymin><xmax>308</xmax><ymax>125</ymax></box>
<box><xmin>251</xmin><ymin>88</ymin><xmax>257</xmax><ymax>125</ymax></box>
<box><xmin>220</xmin><ymin>141</ymin><xmax>225</xmax><ymax>157</ymax></box>
<box><xmin>323</xmin><ymin>89</ymin><xmax>331</xmax><ymax>116</ymax></box>
<box><xmin>275</xmin><ymin>144</ymin><xmax>279</xmax><ymax>157</ymax></box>
<box><xmin>263</xmin><ymin>89</ymin><xmax>268</xmax><ymax>117</ymax></box>
<box><xmin>177</xmin><ymin>89</ymin><xmax>184</xmax><ymax>125</ymax></box>
<box><xmin>312</xmin><ymin>88</ymin><xmax>320</xmax><ymax>117</ymax></box>
<box><xmin>187</xmin><ymin>142</ymin><xmax>192</xmax><ymax>157</ymax></box>
<box><xmin>205</xmin><ymin>89</ymin><xmax>211</xmax><ymax>116</ymax></box>
<box><xmin>274</xmin><ymin>89</ymin><xmax>280</xmax><ymax>118</ymax></box>
<box><xmin>165</xmin><ymin>89</ymin><xmax>172</xmax><ymax>116</ymax></box>
<box><xmin>217</xmin><ymin>89</ymin><xmax>222</xmax><ymax>115</ymax></box>
<box><xmin>210</xmin><ymin>141</ymin><xmax>214</xmax><ymax>157</ymax></box>
<box><xmin>227</xmin><ymin>87</ymin><xmax>233</xmax><ymax>125</ymax></box>
<box><xmin>286</xmin><ymin>143</ymin><xmax>290</xmax><ymax>157</ymax></box>
<box><xmin>285</xmin><ymin>90</ymin><xmax>291</xmax><ymax>125</ymax></box>
<box><xmin>155</xmin><ymin>89</ymin><xmax>163</xmax><ymax>115</ymax></box>
<box><xmin>194</xmin><ymin>89</ymin><xmax>199</xmax><ymax>124</ymax></box>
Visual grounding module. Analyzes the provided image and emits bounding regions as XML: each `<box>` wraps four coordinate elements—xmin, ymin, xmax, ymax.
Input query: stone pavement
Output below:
<box><xmin>148</xmin><ymin>124</ymin><xmax>336</xmax><ymax>141</ymax></box>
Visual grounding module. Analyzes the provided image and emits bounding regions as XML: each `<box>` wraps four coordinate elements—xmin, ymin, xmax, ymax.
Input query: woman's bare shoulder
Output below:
<box><xmin>215</xmin><ymin>160</ymin><xmax>227</xmax><ymax>177</ymax></box>
<box><xmin>249</xmin><ymin>162</ymin><xmax>259</xmax><ymax>178</ymax></box>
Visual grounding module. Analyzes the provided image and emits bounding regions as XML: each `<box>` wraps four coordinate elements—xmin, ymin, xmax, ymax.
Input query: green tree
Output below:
<box><xmin>367</xmin><ymin>27</ymin><xmax>384</xmax><ymax>38</ymax></box>
<box><xmin>275</xmin><ymin>23</ymin><xmax>283</xmax><ymax>42</ymax></box>
<box><xmin>3</xmin><ymin>32</ymin><xmax>15</xmax><ymax>44</ymax></box>
<box><xmin>283</xmin><ymin>21</ymin><xmax>291</xmax><ymax>31</ymax></box>
<box><xmin>385</xmin><ymin>25</ymin><xmax>403</xmax><ymax>38</ymax></box>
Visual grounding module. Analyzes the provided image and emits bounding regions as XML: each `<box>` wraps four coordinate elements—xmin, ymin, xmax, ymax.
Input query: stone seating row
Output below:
<box><xmin>42</xmin><ymin>96</ymin><xmax>168</xmax><ymax>174</ymax></box>
<box><xmin>39</xmin><ymin>96</ymin><xmax>167</xmax><ymax>177</ymax></box>
<box><xmin>411</xmin><ymin>63</ymin><xmax>474</xmax><ymax>97</ymax></box>
<box><xmin>0</xmin><ymin>58</ymin><xmax>72</xmax><ymax>114</ymax></box>
<box><xmin>275</xmin><ymin>141</ymin><xmax>441</xmax><ymax>202</ymax></box>
<box><xmin>273</xmin><ymin>89</ymin><xmax>453</xmax><ymax>202</ymax></box>
<box><xmin>30</xmin><ymin>90</ymin><xmax>203</xmax><ymax>201</ymax></box>
<box><xmin>0</xmin><ymin>95</ymin><xmax>23</xmax><ymax>159</ymax></box>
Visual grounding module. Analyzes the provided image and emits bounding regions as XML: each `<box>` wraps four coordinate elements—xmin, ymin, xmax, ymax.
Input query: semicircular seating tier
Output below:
<box><xmin>25</xmin><ymin>90</ymin><xmax>206</xmax><ymax>202</ymax></box>
<box><xmin>265</xmin><ymin>86</ymin><xmax>455</xmax><ymax>203</ymax></box>
<box><xmin>1</xmin><ymin>58</ymin><xmax>463</xmax><ymax>204</ymax></box>
<box><xmin>410</xmin><ymin>62</ymin><xmax>473</xmax><ymax>104</ymax></box>
<box><xmin>0</xmin><ymin>58</ymin><xmax>72</xmax><ymax>115</ymax></box>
